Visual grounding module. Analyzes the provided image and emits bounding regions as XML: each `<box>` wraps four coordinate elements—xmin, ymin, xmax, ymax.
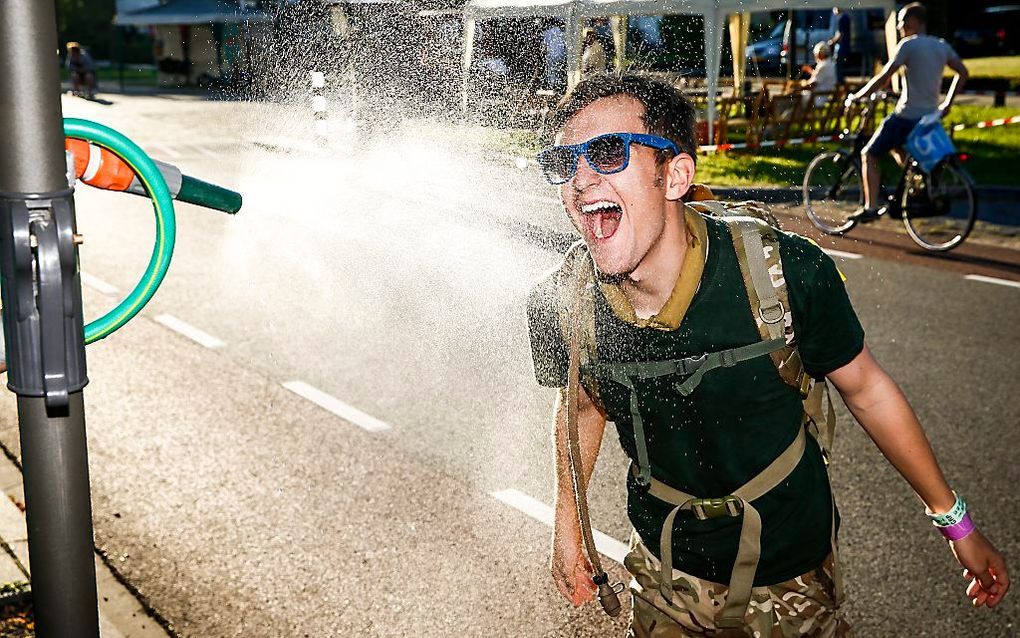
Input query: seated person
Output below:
<box><xmin>801</xmin><ymin>42</ymin><xmax>837</xmax><ymax>107</ymax></box>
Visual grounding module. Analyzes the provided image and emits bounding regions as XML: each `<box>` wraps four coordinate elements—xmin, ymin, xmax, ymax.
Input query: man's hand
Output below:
<box><xmin>950</xmin><ymin>529</ymin><xmax>1010</xmax><ymax>608</ymax></box>
<box><xmin>938</xmin><ymin>102</ymin><xmax>952</xmax><ymax>119</ymax></box>
<box><xmin>551</xmin><ymin>528</ymin><xmax>596</xmax><ymax>606</ymax></box>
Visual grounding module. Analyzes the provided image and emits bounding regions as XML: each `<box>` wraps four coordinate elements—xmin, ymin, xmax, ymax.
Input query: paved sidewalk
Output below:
<box><xmin>0</xmin><ymin>450</ymin><xmax>170</xmax><ymax>638</ymax></box>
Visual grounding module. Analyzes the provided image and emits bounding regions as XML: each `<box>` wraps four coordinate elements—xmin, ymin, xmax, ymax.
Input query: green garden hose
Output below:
<box><xmin>63</xmin><ymin>118</ymin><xmax>176</xmax><ymax>344</ymax></box>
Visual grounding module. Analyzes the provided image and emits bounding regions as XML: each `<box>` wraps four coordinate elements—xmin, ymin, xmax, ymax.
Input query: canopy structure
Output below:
<box><xmin>461</xmin><ymin>0</ymin><xmax>898</xmax><ymax>139</ymax></box>
<box><xmin>115</xmin><ymin>0</ymin><xmax>272</xmax><ymax>25</ymax></box>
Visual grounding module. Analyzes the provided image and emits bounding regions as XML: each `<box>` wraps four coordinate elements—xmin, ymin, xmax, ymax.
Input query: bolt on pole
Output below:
<box><xmin>0</xmin><ymin>1</ymin><xmax>100</xmax><ymax>637</ymax></box>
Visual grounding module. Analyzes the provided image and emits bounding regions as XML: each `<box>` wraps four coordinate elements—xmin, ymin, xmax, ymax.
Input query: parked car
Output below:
<box><xmin>745</xmin><ymin>11</ymin><xmax>836</xmax><ymax>77</ymax></box>
<box><xmin>747</xmin><ymin>9</ymin><xmax>886</xmax><ymax>79</ymax></box>
<box><xmin>746</xmin><ymin>20</ymin><xmax>786</xmax><ymax>74</ymax></box>
<box><xmin>953</xmin><ymin>5</ymin><xmax>1020</xmax><ymax>57</ymax></box>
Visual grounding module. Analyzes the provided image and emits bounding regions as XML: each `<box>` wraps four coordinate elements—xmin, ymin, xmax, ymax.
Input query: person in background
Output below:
<box><xmin>802</xmin><ymin>41</ymin><xmax>837</xmax><ymax>107</ymax></box>
<box><xmin>848</xmin><ymin>2</ymin><xmax>968</xmax><ymax>220</ymax></box>
<box><xmin>66</xmin><ymin>42</ymin><xmax>96</xmax><ymax>98</ymax></box>
<box><xmin>541</xmin><ymin>20</ymin><xmax>567</xmax><ymax>93</ymax></box>
<box><xmin>580</xmin><ymin>28</ymin><xmax>607</xmax><ymax>79</ymax></box>
<box><xmin>827</xmin><ymin>8</ymin><xmax>853</xmax><ymax>84</ymax></box>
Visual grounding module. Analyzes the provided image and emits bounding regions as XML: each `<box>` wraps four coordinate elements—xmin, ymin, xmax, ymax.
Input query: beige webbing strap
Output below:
<box><xmin>736</xmin><ymin>220</ymin><xmax>785</xmax><ymax>338</ymax></box>
<box><xmin>565</xmin><ymin>269</ymin><xmax>622</xmax><ymax>618</ymax></box>
<box><xmin>644</xmin><ymin>427</ymin><xmax>807</xmax><ymax>628</ymax></box>
<box><xmin>727</xmin><ymin>218</ymin><xmax>805</xmax><ymax>391</ymax></box>
<box><xmin>803</xmin><ymin>382</ymin><xmax>837</xmax><ymax>463</ymax></box>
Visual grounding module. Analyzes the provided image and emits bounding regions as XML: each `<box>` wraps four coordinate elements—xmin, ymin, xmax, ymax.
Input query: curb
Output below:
<box><xmin>0</xmin><ymin>449</ymin><xmax>171</xmax><ymax>638</ymax></box>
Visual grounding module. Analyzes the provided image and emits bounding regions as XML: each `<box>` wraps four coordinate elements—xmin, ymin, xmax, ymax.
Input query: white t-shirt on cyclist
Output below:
<box><xmin>890</xmin><ymin>34</ymin><xmax>961</xmax><ymax>120</ymax></box>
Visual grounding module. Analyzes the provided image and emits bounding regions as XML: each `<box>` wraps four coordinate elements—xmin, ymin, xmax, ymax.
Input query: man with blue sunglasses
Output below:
<box><xmin>526</xmin><ymin>74</ymin><xmax>1008</xmax><ymax>636</ymax></box>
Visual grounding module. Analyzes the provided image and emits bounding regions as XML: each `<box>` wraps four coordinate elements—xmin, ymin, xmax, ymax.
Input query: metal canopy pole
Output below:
<box><xmin>0</xmin><ymin>1</ymin><xmax>100</xmax><ymax>637</ymax></box>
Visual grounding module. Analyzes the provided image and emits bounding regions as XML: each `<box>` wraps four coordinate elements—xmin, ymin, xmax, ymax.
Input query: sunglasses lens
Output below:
<box><xmin>587</xmin><ymin>135</ymin><xmax>628</xmax><ymax>174</ymax></box>
<box><xmin>537</xmin><ymin>147</ymin><xmax>575</xmax><ymax>184</ymax></box>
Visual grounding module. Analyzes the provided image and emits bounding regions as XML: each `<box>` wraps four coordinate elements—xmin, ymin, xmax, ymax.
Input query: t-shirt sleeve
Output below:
<box><xmin>942</xmin><ymin>38</ymin><xmax>961</xmax><ymax>63</ymax></box>
<box><xmin>779</xmin><ymin>233</ymin><xmax>865</xmax><ymax>378</ymax></box>
<box><xmin>527</xmin><ymin>275</ymin><xmax>569</xmax><ymax>388</ymax></box>
<box><xmin>891</xmin><ymin>39</ymin><xmax>911</xmax><ymax>70</ymax></box>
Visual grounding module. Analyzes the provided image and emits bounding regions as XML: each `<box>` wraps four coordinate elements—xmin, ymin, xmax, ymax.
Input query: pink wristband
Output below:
<box><xmin>937</xmin><ymin>512</ymin><xmax>975</xmax><ymax>541</ymax></box>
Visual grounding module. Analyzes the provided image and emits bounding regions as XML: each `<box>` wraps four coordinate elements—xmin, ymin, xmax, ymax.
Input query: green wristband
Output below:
<box><xmin>927</xmin><ymin>492</ymin><xmax>967</xmax><ymax>527</ymax></box>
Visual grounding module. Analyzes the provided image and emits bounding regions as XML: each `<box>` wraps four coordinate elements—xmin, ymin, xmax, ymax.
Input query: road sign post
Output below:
<box><xmin>0</xmin><ymin>1</ymin><xmax>101</xmax><ymax>636</ymax></box>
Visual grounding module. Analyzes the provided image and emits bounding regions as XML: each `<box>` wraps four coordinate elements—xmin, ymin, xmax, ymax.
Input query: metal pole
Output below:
<box><xmin>0</xmin><ymin>1</ymin><xmax>100</xmax><ymax>637</ymax></box>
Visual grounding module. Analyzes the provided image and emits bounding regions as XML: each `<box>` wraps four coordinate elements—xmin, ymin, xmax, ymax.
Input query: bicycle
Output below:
<box><xmin>802</xmin><ymin>94</ymin><xmax>977</xmax><ymax>252</ymax></box>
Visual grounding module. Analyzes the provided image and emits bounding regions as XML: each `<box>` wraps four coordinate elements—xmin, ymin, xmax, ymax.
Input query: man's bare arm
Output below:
<box><xmin>940</xmin><ymin>57</ymin><xmax>969</xmax><ymax>116</ymax></box>
<box><xmin>827</xmin><ymin>345</ymin><xmax>1009</xmax><ymax>608</ymax></box>
<box><xmin>827</xmin><ymin>345</ymin><xmax>954</xmax><ymax>511</ymax></box>
<box><xmin>553</xmin><ymin>382</ymin><xmax>607</xmax><ymax>536</ymax></box>
<box><xmin>550</xmin><ymin>382</ymin><xmax>607</xmax><ymax>605</ymax></box>
<box><xmin>851</xmin><ymin>60</ymin><xmax>902</xmax><ymax>101</ymax></box>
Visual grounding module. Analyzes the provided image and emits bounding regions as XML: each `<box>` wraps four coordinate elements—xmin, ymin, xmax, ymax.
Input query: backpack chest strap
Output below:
<box><xmin>594</xmin><ymin>337</ymin><xmax>788</xmax><ymax>488</ymax></box>
<box><xmin>636</xmin><ymin>426</ymin><xmax>807</xmax><ymax>629</ymax></box>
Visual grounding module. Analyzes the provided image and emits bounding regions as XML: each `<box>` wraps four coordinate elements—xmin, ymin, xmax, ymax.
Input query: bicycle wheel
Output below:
<box><xmin>902</xmin><ymin>159</ymin><xmax>977</xmax><ymax>252</ymax></box>
<box><xmin>803</xmin><ymin>150</ymin><xmax>862</xmax><ymax>235</ymax></box>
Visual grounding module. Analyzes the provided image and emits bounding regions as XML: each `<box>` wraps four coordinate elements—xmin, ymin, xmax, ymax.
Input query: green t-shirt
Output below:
<box><xmin>527</xmin><ymin>212</ymin><xmax>865</xmax><ymax>585</ymax></box>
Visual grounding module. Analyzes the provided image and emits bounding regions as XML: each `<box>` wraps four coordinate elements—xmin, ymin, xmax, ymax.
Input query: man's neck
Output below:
<box><xmin>620</xmin><ymin>202</ymin><xmax>688</xmax><ymax>319</ymax></box>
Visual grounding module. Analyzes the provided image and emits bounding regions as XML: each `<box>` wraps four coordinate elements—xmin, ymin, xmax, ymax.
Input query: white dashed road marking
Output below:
<box><xmin>79</xmin><ymin>271</ymin><xmax>118</xmax><ymax>295</ymax></box>
<box><xmin>490</xmin><ymin>488</ymin><xmax>630</xmax><ymax>565</ymax></box>
<box><xmin>153</xmin><ymin>314</ymin><xmax>225</xmax><ymax>349</ymax></box>
<box><xmin>282</xmin><ymin>381</ymin><xmax>392</xmax><ymax>432</ymax></box>
<box><xmin>964</xmin><ymin>274</ymin><xmax>1020</xmax><ymax>289</ymax></box>
<box><xmin>822</xmin><ymin>248</ymin><xmax>863</xmax><ymax>260</ymax></box>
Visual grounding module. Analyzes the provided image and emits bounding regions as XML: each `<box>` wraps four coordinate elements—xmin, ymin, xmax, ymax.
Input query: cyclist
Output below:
<box><xmin>847</xmin><ymin>2</ymin><xmax>968</xmax><ymax>221</ymax></box>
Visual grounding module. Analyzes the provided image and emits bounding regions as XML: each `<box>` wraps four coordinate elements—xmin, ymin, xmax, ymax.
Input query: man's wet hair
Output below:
<box><xmin>901</xmin><ymin>2</ymin><xmax>927</xmax><ymax>24</ymax></box>
<box><xmin>547</xmin><ymin>73</ymin><xmax>698</xmax><ymax>164</ymax></box>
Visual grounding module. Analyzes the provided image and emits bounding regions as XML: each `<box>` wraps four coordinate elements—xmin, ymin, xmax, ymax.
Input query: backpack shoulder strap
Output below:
<box><xmin>722</xmin><ymin>215</ymin><xmax>807</xmax><ymax>394</ymax></box>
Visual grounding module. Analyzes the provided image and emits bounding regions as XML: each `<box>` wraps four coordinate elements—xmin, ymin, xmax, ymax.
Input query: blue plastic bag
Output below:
<box><xmin>906</xmin><ymin>113</ymin><xmax>956</xmax><ymax>173</ymax></box>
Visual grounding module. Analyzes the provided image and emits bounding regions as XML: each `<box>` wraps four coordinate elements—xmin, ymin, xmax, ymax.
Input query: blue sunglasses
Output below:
<box><xmin>537</xmin><ymin>132</ymin><xmax>681</xmax><ymax>185</ymax></box>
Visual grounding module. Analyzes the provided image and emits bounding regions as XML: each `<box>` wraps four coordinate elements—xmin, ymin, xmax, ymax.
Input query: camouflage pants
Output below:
<box><xmin>625</xmin><ymin>533</ymin><xmax>851</xmax><ymax>637</ymax></box>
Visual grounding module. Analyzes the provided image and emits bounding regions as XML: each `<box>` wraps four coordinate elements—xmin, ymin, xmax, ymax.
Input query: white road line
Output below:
<box><xmin>964</xmin><ymin>274</ymin><xmax>1020</xmax><ymax>289</ymax></box>
<box><xmin>153</xmin><ymin>314</ymin><xmax>225</xmax><ymax>349</ymax></box>
<box><xmin>281</xmin><ymin>381</ymin><xmax>392</xmax><ymax>432</ymax></box>
<box><xmin>79</xmin><ymin>271</ymin><xmax>118</xmax><ymax>295</ymax></box>
<box><xmin>822</xmin><ymin>248</ymin><xmax>863</xmax><ymax>260</ymax></box>
<box><xmin>490</xmin><ymin>488</ymin><xmax>629</xmax><ymax>565</ymax></box>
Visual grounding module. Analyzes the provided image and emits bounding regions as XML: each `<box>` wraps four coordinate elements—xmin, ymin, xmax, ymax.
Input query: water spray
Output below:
<box><xmin>0</xmin><ymin>2</ymin><xmax>242</xmax><ymax>635</ymax></box>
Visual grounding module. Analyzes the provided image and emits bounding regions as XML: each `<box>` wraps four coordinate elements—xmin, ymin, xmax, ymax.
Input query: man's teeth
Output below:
<box><xmin>581</xmin><ymin>201</ymin><xmax>620</xmax><ymax>214</ymax></box>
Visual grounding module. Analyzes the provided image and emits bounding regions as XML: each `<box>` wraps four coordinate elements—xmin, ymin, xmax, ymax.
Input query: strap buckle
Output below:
<box><xmin>799</xmin><ymin>372</ymin><xmax>812</xmax><ymax>398</ymax></box>
<box><xmin>758</xmin><ymin>300</ymin><xmax>786</xmax><ymax>325</ymax></box>
<box><xmin>691</xmin><ymin>495</ymin><xmax>743</xmax><ymax>520</ymax></box>
<box><xmin>679</xmin><ymin>353</ymin><xmax>708</xmax><ymax>375</ymax></box>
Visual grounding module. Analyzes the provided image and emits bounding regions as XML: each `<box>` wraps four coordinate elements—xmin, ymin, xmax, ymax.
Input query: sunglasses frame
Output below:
<box><xmin>537</xmin><ymin>132</ymin><xmax>681</xmax><ymax>185</ymax></box>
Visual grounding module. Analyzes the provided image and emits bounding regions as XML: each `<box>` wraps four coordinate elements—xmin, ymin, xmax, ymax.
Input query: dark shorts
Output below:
<box><xmin>862</xmin><ymin>115</ymin><xmax>920</xmax><ymax>157</ymax></box>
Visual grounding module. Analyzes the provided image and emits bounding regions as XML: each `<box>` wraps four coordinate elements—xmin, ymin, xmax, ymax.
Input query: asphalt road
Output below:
<box><xmin>0</xmin><ymin>92</ymin><xmax>1017</xmax><ymax>636</ymax></box>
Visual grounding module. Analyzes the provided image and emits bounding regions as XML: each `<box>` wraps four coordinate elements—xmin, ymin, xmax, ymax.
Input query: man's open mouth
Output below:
<box><xmin>580</xmin><ymin>200</ymin><xmax>623</xmax><ymax>241</ymax></box>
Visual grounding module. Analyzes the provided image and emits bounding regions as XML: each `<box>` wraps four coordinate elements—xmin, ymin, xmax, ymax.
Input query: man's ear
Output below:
<box><xmin>663</xmin><ymin>153</ymin><xmax>696</xmax><ymax>202</ymax></box>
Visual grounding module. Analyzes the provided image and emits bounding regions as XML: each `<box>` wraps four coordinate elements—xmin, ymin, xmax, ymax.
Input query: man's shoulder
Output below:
<box><xmin>527</xmin><ymin>240</ymin><xmax>588</xmax><ymax>310</ymax></box>
<box><xmin>773</xmin><ymin>230</ymin><xmax>835</xmax><ymax>290</ymax></box>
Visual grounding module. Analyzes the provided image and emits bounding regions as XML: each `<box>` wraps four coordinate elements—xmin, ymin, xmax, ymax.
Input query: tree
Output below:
<box><xmin>55</xmin><ymin>0</ymin><xmax>116</xmax><ymax>60</ymax></box>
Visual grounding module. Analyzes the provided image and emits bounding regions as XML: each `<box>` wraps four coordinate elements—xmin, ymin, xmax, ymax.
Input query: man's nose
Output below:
<box><xmin>572</xmin><ymin>154</ymin><xmax>602</xmax><ymax>190</ymax></box>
